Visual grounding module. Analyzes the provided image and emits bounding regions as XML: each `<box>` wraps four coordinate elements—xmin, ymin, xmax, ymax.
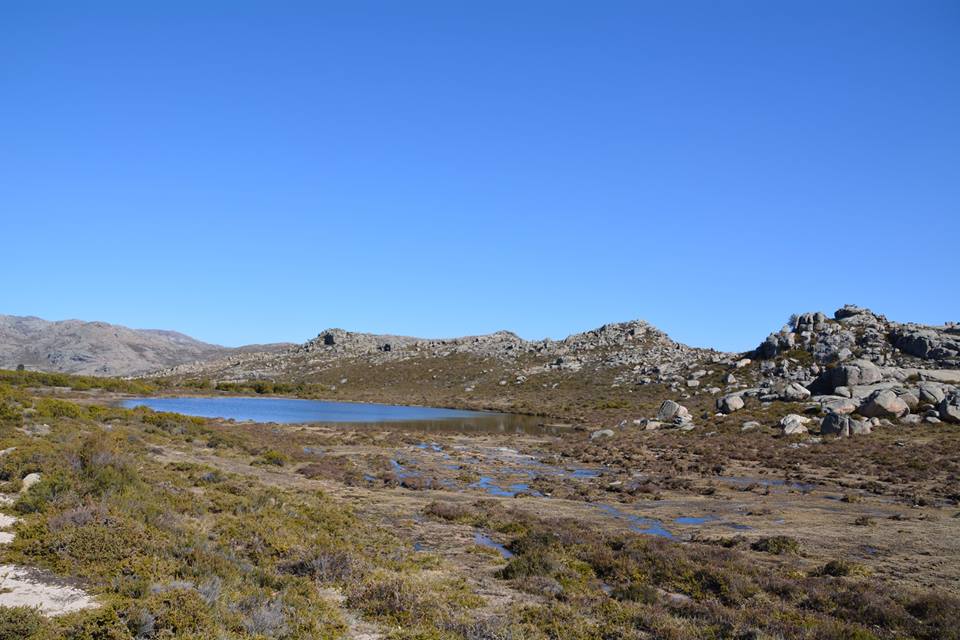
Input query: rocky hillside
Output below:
<box><xmin>151</xmin><ymin>319</ymin><xmax>718</xmax><ymax>384</ymax></box>
<box><xmin>151</xmin><ymin>305</ymin><xmax>960</xmax><ymax>433</ymax></box>
<box><xmin>0</xmin><ymin>315</ymin><xmax>291</xmax><ymax>377</ymax></box>
<box><xmin>693</xmin><ymin>304</ymin><xmax>960</xmax><ymax>433</ymax></box>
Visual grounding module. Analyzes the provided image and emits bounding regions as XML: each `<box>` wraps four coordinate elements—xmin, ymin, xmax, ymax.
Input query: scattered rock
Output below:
<box><xmin>816</xmin><ymin>396</ymin><xmax>858</xmax><ymax>415</ymax></box>
<box><xmin>656</xmin><ymin>400</ymin><xmax>690</xmax><ymax>422</ymax></box>
<box><xmin>780</xmin><ymin>414</ymin><xmax>812</xmax><ymax>435</ymax></box>
<box><xmin>716</xmin><ymin>394</ymin><xmax>745</xmax><ymax>414</ymax></box>
<box><xmin>590</xmin><ymin>429</ymin><xmax>615</xmax><ymax>441</ymax></box>
<box><xmin>821</xmin><ymin>412</ymin><xmax>872</xmax><ymax>437</ymax></box>
<box><xmin>939</xmin><ymin>391</ymin><xmax>960</xmax><ymax>424</ymax></box>
<box><xmin>918</xmin><ymin>382</ymin><xmax>946</xmax><ymax>406</ymax></box>
<box><xmin>897</xmin><ymin>391</ymin><xmax>919</xmax><ymax>411</ymax></box>
<box><xmin>20</xmin><ymin>473</ymin><xmax>41</xmax><ymax>492</ymax></box>
<box><xmin>17</xmin><ymin>423</ymin><xmax>50</xmax><ymax>437</ymax></box>
<box><xmin>858</xmin><ymin>389</ymin><xmax>909</xmax><ymax>419</ymax></box>
<box><xmin>779</xmin><ymin>382</ymin><xmax>812</xmax><ymax>402</ymax></box>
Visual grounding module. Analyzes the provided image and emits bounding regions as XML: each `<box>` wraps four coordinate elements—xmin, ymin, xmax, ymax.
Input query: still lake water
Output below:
<box><xmin>119</xmin><ymin>396</ymin><xmax>554</xmax><ymax>434</ymax></box>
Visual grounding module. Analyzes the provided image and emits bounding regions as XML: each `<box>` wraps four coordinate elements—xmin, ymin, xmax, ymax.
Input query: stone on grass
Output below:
<box><xmin>716</xmin><ymin>394</ymin><xmax>745</xmax><ymax>414</ymax></box>
<box><xmin>656</xmin><ymin>400</ymin><xmax>690</xmax><ymax>422</ymax></box>
<box><xmin>20</xmin><ymin>473</ymin><xmax>41</xmax><ymax>492</ymax></box>
<box><xmin>780</xmin><ymin>414</ymin><xmax>812</xmax><ymax>435</ymax></box>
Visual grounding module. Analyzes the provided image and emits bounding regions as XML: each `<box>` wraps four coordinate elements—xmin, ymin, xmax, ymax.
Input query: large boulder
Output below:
<box><xmin>757</xmin><ymin>334</ymin><xmax>780</xmax><ymax>359</ymax></box>
<box><xmin>939</xmin><ymin>391</ymin><xmax>960</xmax><ymax>424</ymax></box>
<box><xmin>858</xmin><ymin>389</ymin><xmax>910</xmax><ymax>419</ymax></box>
<box><xmin>816</xmin><ymin>396</ymin><xmax>858</xmax><ymax>415</ymax></box>
<box><xmin>780</xmin><ymin>414</ymin><xmax>812</xmax><ymax>435</ymax></box>
<box><xmin>809</xmin><ymin>360</ymin><xmax>883</xmax><ymax>395</ymax></box>
<box><xmin>716</xmin><ymin>394</ymin><xmax>745</xmax><ymax>414</ymax></box>
<box><xmin>779</xmin><ymin>382</ymin><xmax>812</xmax><ymax>402</ymax></box>
<box><xmin>834</xmin><ymin>305</ymin><xmax>869</xmax><ymax>320</ymax></box>
<box><xmin>20</xmin><ymin>472</ymin><xmax>41</xmax><ymax>492</ymax></box>
<box><xmin>821</xmin><ymin>412</ymin><xmax>872</xmax><ymax>437</ymax></box>
<box><xmin>656</xmin><ymin>400</ymin><xmax>689</xmax><ymax>422</ymax></box>
<box><xmin>897</xmin><ymin>390</ymin><xmax>919</xmax><ymax>411</ymax></box>
<box><xmin>918</xmin><ymin>382</ymin><xmax>947</xmax><ymax>406</ymax></box>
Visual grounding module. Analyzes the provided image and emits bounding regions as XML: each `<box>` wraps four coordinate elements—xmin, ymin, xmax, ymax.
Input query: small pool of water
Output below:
<box><xmin>120</xmin><ymin>396</ymin><xmax>551</xmax><ymax>433</ymax></box>
<box><xmin>597</xmin><ymin>504</ymin><xmax>674</xmax><ymax>539</ymax></box>
<box><xmin>474</xmin><ymin>533</ymin><xmax>514</xmax><ymax>559</ymax></box>
<box><xmin>674</xmin><ymin>515</ymin><xmax>716</xmax><ymax>525</ymax></box>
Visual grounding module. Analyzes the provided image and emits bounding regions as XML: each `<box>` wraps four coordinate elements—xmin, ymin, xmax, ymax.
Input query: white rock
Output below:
<box><xmin>590</xmin><ymin>429</ymin><xmax>615</xmax><ymax>440</ymax></box>
<box><xmin>20</xmin><ymin>473</ymin><xmax>41</xmax><ymax>492</ymax></box>
<box><xmin>780</xmin><ymin>414</ymin><xmax>812</xmax><ymax>435</ymax></box>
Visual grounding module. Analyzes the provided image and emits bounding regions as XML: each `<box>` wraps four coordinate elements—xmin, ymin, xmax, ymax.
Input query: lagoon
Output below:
<box><xmin>119</xmin><ymin>396</ymin><xmax>554</xmax><ymax>434</ymax></box>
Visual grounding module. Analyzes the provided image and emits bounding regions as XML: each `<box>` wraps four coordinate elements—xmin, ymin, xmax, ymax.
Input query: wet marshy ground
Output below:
<box><xmin>139</xmin><ymin>408</ymin><xmax>960</xmax><ymax>605</ymax></box>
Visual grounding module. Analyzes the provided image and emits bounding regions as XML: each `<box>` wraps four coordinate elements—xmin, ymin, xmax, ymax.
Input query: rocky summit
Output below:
<box><xmin>150</xmin><ymin>304</ymin><xmax>960</xmax><ymax>431</ymax></box>
<box><xmin>152</xmin><ymin>318</ymin><xmax>712</xmax><ymax>384</ymax></box>
<box><xmin>745</xmin><ymin>305</ymin><xmax>960</xmax><ymax>427</ymax></box>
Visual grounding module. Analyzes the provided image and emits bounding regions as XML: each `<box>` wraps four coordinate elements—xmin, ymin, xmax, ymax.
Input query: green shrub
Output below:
<box><xmin>14</xmin><ymin>470</ymin><xmax>75</xmax><ymax>514</ymax></box>
<box><xmin>58</xmin><ymin>607</ymin><xmax>133</xmax><ymax>640</ymax></box>
<box><xmin>34</xmin><ymin>398</ymin><xmax>85</xmax><ymax>420</ymax></box>
<box><xmin>818</xmin><ymin>559</ymin><xmax>868</xmax><ymax>577</ymax></box>
<box><xmin>126</xmin><ymin>589</ymin><xmax>214</xmax><ymax>637</ymax></box>
<box><xmin>750</xmin><ymin>535</ymin><xmax>801</xmax><ymax>555</ymax></box>
<box><xmin>258</xmin><ymin>450</ymin><xmax>288</xmax><ymax>467</ymax></box>
<box><xmin>0</xmin><ymin>606</ymin><xmax>46</xmax><ymax>640</ymax></box>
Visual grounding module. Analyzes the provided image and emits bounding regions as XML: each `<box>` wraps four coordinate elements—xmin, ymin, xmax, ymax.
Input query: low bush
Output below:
<box><xmin>750</xmin><ymin>535</ymin><xmax>801</xmax><ymax>555</ymax></box>
<box><xmin>0</xmin><ymin>606</ymin><xmax>46</xmax><ymax>640</ymax></box>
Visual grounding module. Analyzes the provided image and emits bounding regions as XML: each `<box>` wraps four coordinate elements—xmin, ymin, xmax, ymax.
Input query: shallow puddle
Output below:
<box><xmin>474</xmin><ymin>533</ymin><xmax>514</xmax><ymax>559</ymax></box>
<box><xmin>596</xmin><ymin>504</ymin><xmax>674</xmax><ymax>539</ymax></box>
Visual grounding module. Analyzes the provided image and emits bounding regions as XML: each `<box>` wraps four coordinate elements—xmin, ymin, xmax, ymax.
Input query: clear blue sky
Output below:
<box><xmin>2</xmin><ymin>1</ymin><xmax>958</xmax><ymax>351</ymax></box>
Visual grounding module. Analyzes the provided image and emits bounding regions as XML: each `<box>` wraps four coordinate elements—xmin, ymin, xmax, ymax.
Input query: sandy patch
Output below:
<box><xmin>0</xmin><ymin>565</ymin><xmax>98</xmax><ymax>615</ymax></box>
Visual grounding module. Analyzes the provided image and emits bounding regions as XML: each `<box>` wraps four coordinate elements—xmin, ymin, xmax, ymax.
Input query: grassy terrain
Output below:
<box><xmin>0</xmin><ymin>370</ymin><xmax>958</xmax><ymax>639</ymax></box>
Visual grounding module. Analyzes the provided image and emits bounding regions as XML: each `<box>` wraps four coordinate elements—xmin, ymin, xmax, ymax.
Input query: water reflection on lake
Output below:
<box><xmin>120</xmin><ymin>396</ymin><xmax>561</xmax><ymax>435</ymax></box>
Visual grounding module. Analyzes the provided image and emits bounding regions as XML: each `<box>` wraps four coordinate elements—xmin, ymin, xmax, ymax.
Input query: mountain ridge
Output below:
<box><xmin>0</xmin><ymin>314</ymin><xmax>292</xmax><ymax>377</ymax></box>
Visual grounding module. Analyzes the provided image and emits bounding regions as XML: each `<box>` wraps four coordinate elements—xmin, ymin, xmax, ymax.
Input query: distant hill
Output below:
<box><xmin>147</xmin><ymin>306</ymin><xmax>960</xmax><ymax>420</ymax></box>
<box><xmin>150</xmin><ymin>319</ymin><xmax>712</xmax><ymax>386</ymax></box>
<box><xmin>0</xmin><ymin>315</ymin><xmax>291</xmax><ymax>377</ymax></box>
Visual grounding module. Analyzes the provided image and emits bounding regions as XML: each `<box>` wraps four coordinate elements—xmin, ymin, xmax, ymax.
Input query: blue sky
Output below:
<box><xmin>2</xmin><ymin>1</ymin><xmax>958</xmax><ymax>351</ymax></box>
